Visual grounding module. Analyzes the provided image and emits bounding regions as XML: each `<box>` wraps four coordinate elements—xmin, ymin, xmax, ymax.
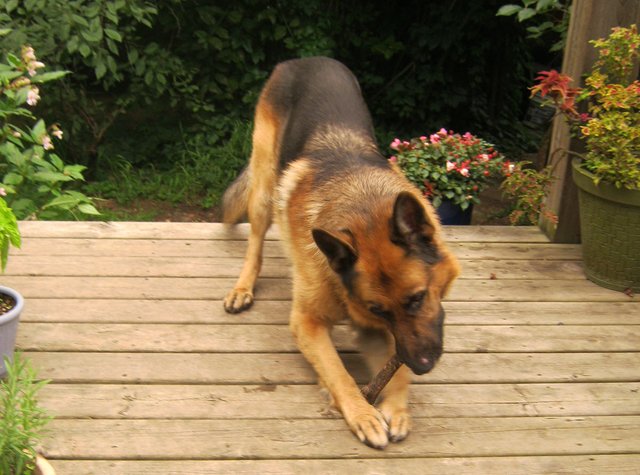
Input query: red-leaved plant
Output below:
<box><xmin>529</xmin><ymin>24</ymin><xmax>640</xmax><ymax>190</ymax></box>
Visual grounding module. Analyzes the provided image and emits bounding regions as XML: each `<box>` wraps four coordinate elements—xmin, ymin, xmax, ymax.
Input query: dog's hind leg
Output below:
<box><xmin>223</xmin><ymin>100</ymin><xmax>280</xmax><ymax>314</ymax></box>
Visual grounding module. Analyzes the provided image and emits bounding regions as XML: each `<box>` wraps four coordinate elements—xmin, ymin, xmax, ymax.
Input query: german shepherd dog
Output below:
<box><xmin>222</xmin><ymin>57</ymin><xmax>459</xmax><ymax>449</ymax></box>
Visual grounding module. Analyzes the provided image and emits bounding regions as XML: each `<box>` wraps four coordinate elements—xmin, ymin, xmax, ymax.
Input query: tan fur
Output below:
<box><xmin>222</xmin><ymin>60</ymin><xmax>460</xmax><ymax>448</ymax></box>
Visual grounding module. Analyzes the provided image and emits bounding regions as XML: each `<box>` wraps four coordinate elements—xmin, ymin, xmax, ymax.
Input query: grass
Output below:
<box><xmin>84</xmin><ymin>121</ymin><xmax>251</xmax><ymax>214</ymax></box>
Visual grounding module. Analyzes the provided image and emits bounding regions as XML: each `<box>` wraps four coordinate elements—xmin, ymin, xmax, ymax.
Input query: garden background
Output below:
<box><xmin>0</xmin><ymin>0</ymin><xmax>563</xmax><ymax>221</ymax></box>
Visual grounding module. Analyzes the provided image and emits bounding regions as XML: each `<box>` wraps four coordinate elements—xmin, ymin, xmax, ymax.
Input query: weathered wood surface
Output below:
<box><xmin>7</xmin><ymin>221</ymin><xmax>639</xmax><ymax>475</ymax></box>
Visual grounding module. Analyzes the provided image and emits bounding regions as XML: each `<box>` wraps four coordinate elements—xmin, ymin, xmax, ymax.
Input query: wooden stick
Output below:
<box><xmin>360</xmin><ymin>353</ymin><xmax>403</xmax><ymax>404</ymax></box>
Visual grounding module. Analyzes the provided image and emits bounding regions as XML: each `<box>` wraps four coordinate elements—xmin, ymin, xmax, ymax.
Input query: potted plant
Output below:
<box><xmin>1</xmin><ymin>353</ymin><xmax>54</xmax><ymax>475</ymax></box>
<box><xmin>531</xmin><ymin>24</ymin><xmax>639</xmax><ymax>292</ymax></box>
<box><xmin>390</xmin><ymin>128</ymin><xmax>506</xmax><ymax>224</ymax></box>
<box><xmin>0</xmin><ymin>194</ymin><xmax>22</xmax><ymax>377</ymax></box>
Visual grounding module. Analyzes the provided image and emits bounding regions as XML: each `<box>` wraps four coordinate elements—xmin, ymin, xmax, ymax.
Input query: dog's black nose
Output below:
<box><xmin>404</xmin><ymin>354</ymin><xmax>437</xmax><ymax>375</ymax></box>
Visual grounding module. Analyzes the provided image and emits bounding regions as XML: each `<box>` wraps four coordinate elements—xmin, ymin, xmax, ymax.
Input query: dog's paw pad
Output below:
<box><xmin>223</xmin><ymin>288</ymin><xmax>254</xmax><ymax>314</ymax></box>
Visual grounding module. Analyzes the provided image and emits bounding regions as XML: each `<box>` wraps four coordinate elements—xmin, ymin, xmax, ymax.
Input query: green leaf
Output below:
<box><xmin>3</xmin><ymin>173</ymin><xmax>23</xmax><ymax>186</ymax></box>
<box><xmin>95</xmin><ymin>61</ymin><xmax>107</xmax><ymax>79</ymax></box>
<box><xmin>63</xmin><ymin>164</ymin><xmax>87</xmax><ymax>180</ymax></box>
<box><xmin>105</xmin><ymin>28</ymin><xmax>122</xmax><ymax>42</ymax></box>
<box><xmin>517</xmin><ymin>7</ymin><xmax>536</xmax><ymax>21</ymax></box>
<box><xmin>78</xmin><ymin>203</ymin><xmax>100</xmax><ymax>215</ymax></box>
<box><xmin>496</xmin><ymin>4</ymin><xmax>521</xmax><ymax>16</ymax></box>
<box><xmin>42</xmin><ymin>194</ymin><xmax>79</xmax><ymax>209</ymax></box>
<box><xmin>30</xmin><ymin>71</ymin><xmax>70</xmax><ymax>83</ymax></box>
<box><xmin>79</xmin><ymin>43</ymin><xmax>91</xmax><ymax>58</ymax></box>
<box><xmin>49</xmin><ymin>154</ymin><xmax>64</xmax><ymax>171</ymax></box>
<box><xmin>31</xmin><ymin>119</ymin><xmax>46</xmax><ymax>140</ymax></box>
<box><xmin>33</xmin><ymin>170</ymin><xmax>73</xmax><ymax>183</ymax></box>
<box><xmin>6</xmin><ymin>53</ymin><xmax>21</xmax><ymax>68</ymax></box>
<box><xmin>536</xmin><ymin>0</ymin><xmax>556</xmax><ymax>10</ymax></box>
<box><xmin>0</xmin><ymin>29</ymin><xmax>12</xmax><ymax>37</ymax></box>
<box><xmin>71</xmin><ymin>14</ymin><xmax>89</xmax><ymax>27</ymax></box>
<box><xmin>0</xmin><ymin>70</ymin><xmax>23</xmax><ymax>82</ymax></box>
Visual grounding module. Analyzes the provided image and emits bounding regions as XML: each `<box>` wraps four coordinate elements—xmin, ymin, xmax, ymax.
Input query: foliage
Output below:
<box><xmin>0</xmin><ymin>353</ymin><xmax>51</xmax><ymax>475</ymax></box>
<box><xmin>1</xmin><ymin>0</ymin><xmax>541</xmax><ymax>198</ymax></box>
<box><xmin>86</xmin><ymin>121</ymin><xmax>251</xmax><ymax>208</ymax></box>
<box><xmin>391</xmin><ymin>128</ymin><xmax>506</xmax><ymax>210</ymax></box>
<box><xmin>497</xmin><ymin>0</ymin><xmax>570</xmax><ymax>52</ymax></box>
<box><xmin>0</xmin><ymin>40</ymin><xmax>99</xmax><ymax>219</ymax></box>
<box><xmin>531</xmin><ymin>24</ymin><xmax>640</xmax><ymax>190</ymax></box>
<box><xmin>501</xmin><ymin>161</ymin><xmax>557</xmax><ymax>224</ymax></box>
<box><xmin>0</xmin><ymin>195</ymin><xmax>20</xmax><ymax>271</ymax></box>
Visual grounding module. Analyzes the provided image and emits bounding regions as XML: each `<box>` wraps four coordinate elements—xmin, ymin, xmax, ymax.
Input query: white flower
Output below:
<box><xmin>26</xmin><ymin>87</ymin><xmax>40</xmax><ymax>106</ymax></box>
<box><xmin>52</xmin><ymin>128</ymin><xmax>63</xmax><ymax>140</ymax></box>
<box><xmin>446</xmin><ymin>161</ymin><xmax>456</xmax><ymax>172</ymax></box>
<box><xmin>0</xmin><ymin>187</ymin><xmax>6</xmax><ymax>197</ymax></box>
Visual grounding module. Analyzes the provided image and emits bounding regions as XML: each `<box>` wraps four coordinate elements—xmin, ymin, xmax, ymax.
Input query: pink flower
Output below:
<box><xmin>27</xmin><ymin>61</ymin><xmax>45</xmax><ymax>77</ymax></box>
<box><xmin>0</xmin><ymin>187</ymin><xmax>6</xmax><ymax>197</ymax></box>
<box><xmin>429</xmin><ymin>134</ymin><xmax>441</xmax><ymax>144</ymax></box>
<box><xmin>390</xmin><ymin>138</ymin><xmax>401</xmax><ymax>150</ymax></box>
<box><xmin>437</xmin><ymin>128</ymin><xmax>448</xmax><ymax>136</ymax></box>
<box><xmin>478</xmin><ymin>153</ymin><xmax>490</xmax><ymax>163</ymax></box>
<box><xmin>41</xmin><ymin>135</ymin><xmax>53</xmax><ymax>150</ymax></box>
<box><xmin>22</xmin><ymin>46</ymin><xmax>36</xmax><ymax>62</ymax></box>
<box><xmin>459</xmin><ymin>167</ymin><xmax>470</xmax><ymax>177</ymax></box>
<box><xmin>51</xmin><ymin>126</ymin><xmax>63</xmax><ymax>140</ymax></box>
<box><xmin>419</xmin><ymin>136</ymin><xmax>427</xmax><ymax>141</ymax></box>
<box><xmin>446</xmin><ymin>161</ymin><xmax>456</xmax><ymax>172</ymax></box>
<box><xmin>26</xmin><ymin>86</ymin><xmax>40</xmax><ymax>106</ymax></box>
<box><xmin>389</xmin><ymin>155</ymin><xmax>397</xmax><ymax>163</ymax></box>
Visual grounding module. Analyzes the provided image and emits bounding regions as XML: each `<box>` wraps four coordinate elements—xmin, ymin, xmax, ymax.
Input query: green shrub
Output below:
<box><xmin>0</xmin><ymin>353</ymin><xmax>51</xmax><ymax>475</ymax></box>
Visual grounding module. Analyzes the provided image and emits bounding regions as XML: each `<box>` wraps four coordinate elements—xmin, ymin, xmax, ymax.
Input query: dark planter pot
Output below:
<box><xmin>436</xmin><ymin>200</ymin><xmax>473</xmax><ymax>225</ymax></box>
<box><xmin>0</xmin><ymin>285</ymin><xmax>24</xmax><ymax>377</ymax></box>
<box><xmin>572</xmin><ymin>159</ymin><xmax>640</xmax><ymax>292</ymax></box>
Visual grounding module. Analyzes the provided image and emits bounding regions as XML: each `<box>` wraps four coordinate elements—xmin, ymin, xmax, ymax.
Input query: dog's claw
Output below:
<box><xmin>223</xmin><ymin>288</ymin><xmax>254</xmax><ymax>314</ymax></box>
<box><xmin>380</xmin><ymin>406</ymin><xmax>411</xmax><ymax>443</ymax></box>
<box><xmin>349</xmin><ymin>410</ymin><xmax>389</xmax><ymax>450</ymax></box>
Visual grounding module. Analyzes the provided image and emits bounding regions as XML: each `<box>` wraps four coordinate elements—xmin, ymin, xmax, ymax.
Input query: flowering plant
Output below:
<box><xmin>0</xmin><ymin>40</ymin><xmax>99</xmax><ymax>220</ymax></box>
<box><xmin>530</xmin><ymin>24</ymin><xmax>640</xmax><ymax>190</ymax></box>
<box><xmin>390</xmin><ymin>128</ymin><xmax>506</xmax><ymax>210</ymax></box>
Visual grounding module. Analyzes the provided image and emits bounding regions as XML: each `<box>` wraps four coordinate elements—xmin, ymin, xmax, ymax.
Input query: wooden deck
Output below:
<box><xmin>5</xmin><ymin>221</ymin><xmax>640</xmax><ymax>474</ymax></box>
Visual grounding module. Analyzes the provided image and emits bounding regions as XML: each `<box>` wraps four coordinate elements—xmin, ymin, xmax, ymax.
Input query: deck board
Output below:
<box><xmin>6</xmin><ymin>221</ymin><xmax>639</xmax><ymax>474</ymax></box>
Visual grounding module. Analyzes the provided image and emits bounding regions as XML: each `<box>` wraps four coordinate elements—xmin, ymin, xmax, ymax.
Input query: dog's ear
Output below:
<box><xmin>392</xmin><ymin>192</ymin><xmax>439</xmax><ymax>262</ymax></box>
<box><xmin>312</xmin><ymin>228</ymin><xmax>357</xmax><ymax>274</ymax></box>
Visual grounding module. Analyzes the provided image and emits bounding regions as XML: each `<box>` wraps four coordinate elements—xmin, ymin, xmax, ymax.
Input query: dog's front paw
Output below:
<box><xmin>346</xmin><ymin>407</ymin><xmax>390</xmax><ymax>449</ymax></box>
<box><xmin>379</xmin><ymin>404</ymin><xmax>411</xmax><ymax>442</ymax></box>
<box><xmin>223</xmin><ymin>287</ymin><xmax>254</xmax><ymax>313</ymax></box>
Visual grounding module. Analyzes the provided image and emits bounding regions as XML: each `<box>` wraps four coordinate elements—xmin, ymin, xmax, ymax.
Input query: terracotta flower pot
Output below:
<box><xmin>572</xmin><ymin>159</ymin><xmax>640</xmax><ymax>292</ymax></box>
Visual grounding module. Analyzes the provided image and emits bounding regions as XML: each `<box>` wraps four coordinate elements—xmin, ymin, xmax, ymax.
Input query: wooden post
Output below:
<box><xmin>540</xmin><ymin>0</ymin><xmax>640</xmax><ymax>242</ymax></box>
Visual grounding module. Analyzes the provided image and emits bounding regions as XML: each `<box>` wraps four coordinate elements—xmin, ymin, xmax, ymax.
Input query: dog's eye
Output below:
<box><xmin>405</xmin><ymin>291</ymin><xmax>426</xmax><ymax>313</ymax></box>
<box><xmin>368</xmin><ymin>303</ymin><xmax>393</xmax><ymax>321</ymax></box>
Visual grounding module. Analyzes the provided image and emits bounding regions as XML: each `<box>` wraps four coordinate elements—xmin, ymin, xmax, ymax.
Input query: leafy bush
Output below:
<box><xmin>2</xmin><ymin>1</ymin><xmax>544</xmax><ymax>210</ymax></box>
<box><xmin>0</xmin><ymin>353</ymin><xmax>51</xmax><ymax>475</ymax></box>
<box><xmin>0</xmin><ymin>40</ymin><xmax>98</xmax><ymax>219</ymax></box>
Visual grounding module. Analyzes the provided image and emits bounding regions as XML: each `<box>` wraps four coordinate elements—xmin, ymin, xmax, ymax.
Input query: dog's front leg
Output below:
<box><xmin>290</xmin><ymin>310</ymin><xmax>390</xmax><ymax>449</ymax></box>
<box><xmin>358</xmin><ymin>328</ymin><xmax>412</xmax><ymax>442</ymax></box>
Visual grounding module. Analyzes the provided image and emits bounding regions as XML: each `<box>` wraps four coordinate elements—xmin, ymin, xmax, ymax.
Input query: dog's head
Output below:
<box><xmin>312</xmin><ymin>191</ymin><xmax>459</xmax><ymax>375</ymax></box>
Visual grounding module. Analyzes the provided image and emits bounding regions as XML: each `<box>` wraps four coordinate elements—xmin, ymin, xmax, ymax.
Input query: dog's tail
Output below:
<box><xmin>221</xmin><ymin>167</ymin><xmax>251</xmax><ymax>224</ymax></box>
